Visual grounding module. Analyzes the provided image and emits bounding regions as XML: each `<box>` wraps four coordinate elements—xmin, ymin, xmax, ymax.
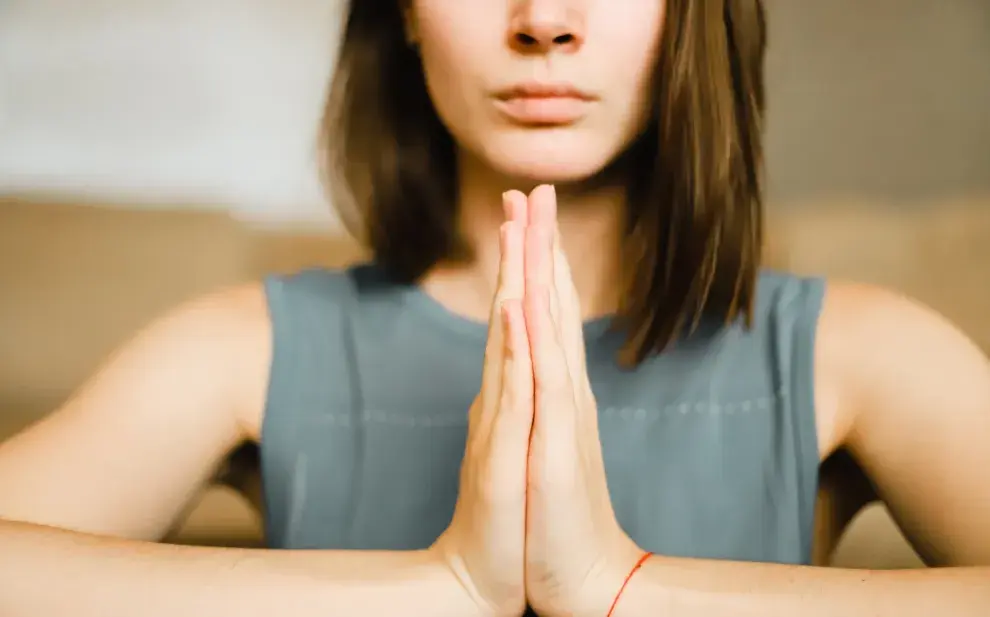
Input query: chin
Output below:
<box><xmin>478</xmin><ymin>130</ymin><xmax>621</xmax><ymax>184</ymax></box>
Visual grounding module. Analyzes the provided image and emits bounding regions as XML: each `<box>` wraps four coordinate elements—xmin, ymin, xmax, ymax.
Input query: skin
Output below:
<box><xmin>0</xmin><ymin>0</ymin><xmax>988</xmax><ymax>615</ymax></box>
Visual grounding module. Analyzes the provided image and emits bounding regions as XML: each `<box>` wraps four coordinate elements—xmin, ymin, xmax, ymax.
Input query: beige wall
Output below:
<box><xmin>764</xmin><ymin>0</ymin><xmax>990</xmax><ymax>205</ymax></box>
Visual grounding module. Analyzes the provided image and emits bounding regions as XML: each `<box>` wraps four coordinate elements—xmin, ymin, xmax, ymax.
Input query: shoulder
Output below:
<box><xmin>814</xmin><ymin>279</ymin><xmax>990</xmax><ymax>454</ymax></box>
<box><xmin>134</xmin><ymin>281</ymin><xmax>270</xmax><ymax>371</ymax></box>
<box><xmin>120</xmin><ymin>265</ymin><xmax>380</xmax><ymax>440</ymax></box>
<box><xmin>816</xmin><ymin>277</ymin><xmax>977</xmax><ymax>345</ymax></box>
<box><xmin>45</xmin><ymin>281</ymin><xmax>274</xmax><ymax>457</ymax></box>
<box><xmin>813</xmin><ymin>282</ymin><xmax>990</xmax><ymax>565</ymax></box>
<box><xmin>736</xmin><ymin>273</ymin><xmax>988</xmax><ymax>458</ymax></box>
<box><xmin>127</xmin><ymin>281</ymin><xmax>272</xmax><ymax>437</ymax></box>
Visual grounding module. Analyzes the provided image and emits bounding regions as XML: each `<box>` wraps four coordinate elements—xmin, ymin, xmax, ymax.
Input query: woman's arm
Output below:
<box><xmin>0</xmin><ymin>284</ymin><xmax>480</xmax><ymax>617</ymax></box>
<box><xmin>607</xmin><ymin>553</ymin><xmax>989</xmax><ymax>617</ymax></box>
<box><xmin>600</xmin><ymin>281</ymin><xmax>990</xmax><ymax>616</ymax></box>
<box><xmin>0</xmin><ymin>518</ymin><xmax>476</xmax><ymax>617</ymax></box>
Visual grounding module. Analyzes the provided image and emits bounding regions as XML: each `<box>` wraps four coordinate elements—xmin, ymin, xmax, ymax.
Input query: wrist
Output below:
<box><xmin>319</xmin><ymin>548</ymin><xmax>494</xmax><ymax>617</ymax></box>
<box><xmin>425</xmin><ymin>548</ymin><xmax>520</xmax><ymax>617</ymax></box>
<box><xmin>578</xmin><ymin>541</ymin><xmax>653</xmax><ymax>617</ymax></box>
<box><xmin>422</xmin><ymin>552</ymin><xmax>496</xmax><ymax>617</ymax></box>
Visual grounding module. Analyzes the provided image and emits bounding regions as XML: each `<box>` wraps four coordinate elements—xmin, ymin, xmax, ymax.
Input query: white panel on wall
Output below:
<box><xmin>2</xmin><ymin>0</ymin><xmax>988</xmax><ymax>225</ymax></box>
<box><xmin>0</xmin><ymin>0</ymin><xmax>346</xmax><ymax>226</ymax></box>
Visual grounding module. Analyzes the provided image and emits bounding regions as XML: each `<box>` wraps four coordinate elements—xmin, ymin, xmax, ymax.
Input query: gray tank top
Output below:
<box><xmin>260</xmin><ymin>264</ymin><xmax>824</xmax><ymax>565</ymax></box>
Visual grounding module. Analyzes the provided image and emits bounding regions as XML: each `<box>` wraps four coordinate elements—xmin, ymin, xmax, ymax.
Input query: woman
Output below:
<box><xmin>1</xmin><ymin>1</ymin><xmax>988</xmax><ymax>615</ymax></box>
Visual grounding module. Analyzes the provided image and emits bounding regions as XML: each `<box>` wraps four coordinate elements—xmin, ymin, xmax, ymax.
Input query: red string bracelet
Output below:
<box><xmin>604</xmin><ymin>551</ymin><xmax>653</xmax><ymax>617</ymax></box>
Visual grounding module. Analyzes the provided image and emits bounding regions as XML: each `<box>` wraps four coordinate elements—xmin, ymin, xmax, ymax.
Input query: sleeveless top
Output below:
<box><xmin>260</xmin><ymin>264</ymin><xmax>825</xmax><ymax>565</ymax></box>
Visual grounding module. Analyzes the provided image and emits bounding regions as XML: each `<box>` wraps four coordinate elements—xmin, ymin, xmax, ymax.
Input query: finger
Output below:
<box><xmin>502</xmin><ymin>189</ymin><xmax>529</xmax><ymax>225</ymax></box>
<box><xmin>525</xmin><ymin>189</ymin><xmax>561</xmax><ymax>333</ymax></box>
<box><xmin>489</xmin><ymin>299</ymin><xmax>534</xmax><ymax>456</ymax></box>
<box><xmin>527</xmin><ymin>184</ymin><xmax>557</xmax><ymax>228</ymax></box>
<box><xmin>497</xmin><ymin>196</ymin><xmax>526</xmax><ymax>304</ymax></box>
<box><xmin>528</xmin><ymin>186</ymin><xmax>574</xmax><ymax>314</ymax></box>
<box><xmin>479</xmin><ymin>223</ymin><xmax>511</xmax><ymax>413</ymax></box>
<box><xmin>551</xmin><ymin>227</ymin><xmax>588</xmax><ymax>373</ymax></box>
<box><xmin>524</xmin><ymin>286</ymin><xmax>576</xmax><ymax>441</ymax></box>
<box><xmin>479</xmin><ymin>219</ymin><xmax>525</xmax><ymax>425</ymax></box>
<box><xmin>525</xmin><ymin>223</ymin><xmax>562</xmax><ymax>334</ymax></box>
<box><xmin>529</xmin><ymin>185</ymin><xmax>583</xmax><ymax>372</ymax></box>
<box><xmin>527</xmin><ymin>185</ymin><xmax>562</xmax><ymax>326</ymax></box>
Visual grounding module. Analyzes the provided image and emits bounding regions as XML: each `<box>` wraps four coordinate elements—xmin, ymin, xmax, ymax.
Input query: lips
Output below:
<box><xmin>493</xmin><ymin>82</ymin><xmax>596</xmax><ymax>125</ymax></box>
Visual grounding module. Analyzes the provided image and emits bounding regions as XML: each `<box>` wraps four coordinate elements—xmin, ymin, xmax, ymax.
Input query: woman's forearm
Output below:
<box><xmin>0</xmin><ymin>519</ymin><xmax>480</xmax><ymax>617</ymax></box>
<box><xmin>610</xmin><ymin>556</ymin><xmax>990</xmax><ymax>617</ymax></box>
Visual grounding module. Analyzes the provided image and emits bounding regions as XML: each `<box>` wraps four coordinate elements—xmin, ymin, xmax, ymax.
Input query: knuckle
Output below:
<box><xmin>465</xmin><ymin>410</ymin><xmax>498</xmax><ymax>457</ymax></box>
<box><xmin>460</xmin><ymin>438</ymin><xmax>483</xmax><ymax>479</ymax></box>
<box><xmin>482</xmin><ymin>343</ymin><xmax>501</xmax><ymax>375</ymax></box>
<box><xmin>466</xmin><ymin>396</ymin><xmax>482</xmax><ymax>422</ymax></box>
<box><xmin>465</xmin><ymin>399</ymin><xmax>486</xmax><ymax>434</ymax></box>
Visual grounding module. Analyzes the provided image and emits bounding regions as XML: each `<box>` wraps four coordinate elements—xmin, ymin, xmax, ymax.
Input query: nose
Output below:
<box><xmin>509</xmin><ymin>0</ymin><xmax>585</xmax><ymax>54</ymax></box>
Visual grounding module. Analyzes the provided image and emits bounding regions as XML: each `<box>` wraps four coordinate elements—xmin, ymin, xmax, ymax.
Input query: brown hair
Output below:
<box><xmin>321</xmin><ymin>0</ymin><xmax>767</xmax><ymax>366</ymax></box>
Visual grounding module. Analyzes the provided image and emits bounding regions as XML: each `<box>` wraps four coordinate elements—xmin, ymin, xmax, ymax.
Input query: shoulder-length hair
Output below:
<box><xmin>321</xmin><ymin>0</ymin><xmax>767</xmax><ymax>366</ymax></box>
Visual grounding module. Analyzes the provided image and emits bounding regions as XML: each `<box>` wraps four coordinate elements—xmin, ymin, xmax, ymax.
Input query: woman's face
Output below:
<box><xmin>407</xmin><ymin>0</ymin><xmax>666</xmax><ymax>183</ymax></box>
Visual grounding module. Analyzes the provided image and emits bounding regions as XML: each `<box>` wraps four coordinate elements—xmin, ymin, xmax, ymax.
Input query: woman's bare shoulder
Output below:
<box><xmin>814</xmin><ymin>279</ymin><xmax>990</xmax><ymax>564</ymax></box>
<box><xmin>0</xmin><ymin>281</ymin><xmax>272</xmax><ymax>538</ymax></box>
<box><xmin>168</xmin><ymin>281</ymin><xmax>273</xmax><ymax>438</ymax></box>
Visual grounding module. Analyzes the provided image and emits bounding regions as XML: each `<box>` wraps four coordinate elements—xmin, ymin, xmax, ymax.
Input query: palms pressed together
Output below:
<box><xmin>434</xmin><ymin>185</ymin><xmax>646</xmax><ymax>617</ymax></box>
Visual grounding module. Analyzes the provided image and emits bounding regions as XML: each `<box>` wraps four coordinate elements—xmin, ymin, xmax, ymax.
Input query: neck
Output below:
<box><xmin>420</xmin><ymin>151</ymin><xmax>627</xmax><ymax>323</ymax></box>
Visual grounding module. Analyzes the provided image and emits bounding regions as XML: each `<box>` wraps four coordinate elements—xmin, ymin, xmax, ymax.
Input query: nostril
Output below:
<box><xmin>513</xmin><ymin>32</ymin><xmax>576</xmax><ymax>48</ymax></box>
<box><xmin>515</xmin><ymin>33</ymin><xmax>538</xmax><ymax>46</ymax></box>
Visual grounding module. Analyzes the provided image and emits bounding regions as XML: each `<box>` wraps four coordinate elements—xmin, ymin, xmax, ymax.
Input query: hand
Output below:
<box><xmin>430</xmin><ymin>192</ymin><xmax>534</xmax><ymax>617</ymax></box>
<box><xmin>522</xmin><ymin>185</ymin><xmax>645</xmax><ymax>617</ymax></box>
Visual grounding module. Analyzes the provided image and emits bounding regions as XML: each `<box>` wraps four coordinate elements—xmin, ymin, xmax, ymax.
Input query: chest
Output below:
<box><xmin>261</xmin><ymin>346</ymin><xmax>818</xmax><ymax>565</ymax></box>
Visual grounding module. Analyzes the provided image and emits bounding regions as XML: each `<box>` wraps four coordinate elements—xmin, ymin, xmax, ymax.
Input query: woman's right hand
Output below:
<box><xmin>430</xmin><ymin>191</ymin><xmax>533</xmax><ymax>617</ymax></box>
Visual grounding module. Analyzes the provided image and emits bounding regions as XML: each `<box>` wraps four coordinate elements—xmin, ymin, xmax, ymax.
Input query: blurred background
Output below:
<box><xmin>1</xmin><ymin>0</ymin><xmax>988</xmax><ymax>566</ymax></box>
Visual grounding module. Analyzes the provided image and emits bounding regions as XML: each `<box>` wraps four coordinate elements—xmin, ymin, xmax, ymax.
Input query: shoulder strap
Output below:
<box><xmin>757</xmin><ymin>271</ymin><xmax>827</xmax><ymax>559</ymax></box>
<box><xmin>260</xmin><ymin>267</ymin><xmax>359</xmax><ymax>545</ymax></box>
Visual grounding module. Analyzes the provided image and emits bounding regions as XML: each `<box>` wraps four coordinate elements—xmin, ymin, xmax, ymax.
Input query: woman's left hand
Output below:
<box><xmin>519</xmin><ymin>185</ymin><xmax>646</xmax><ymax>617</ymax></box>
